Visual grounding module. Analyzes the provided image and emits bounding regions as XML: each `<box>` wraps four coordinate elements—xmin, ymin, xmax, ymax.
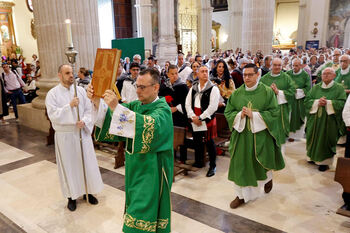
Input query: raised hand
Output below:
<box><xmin>103</xmin><ymin>90</ymin><xmax>118</xmax><ymax>111</ymax></box>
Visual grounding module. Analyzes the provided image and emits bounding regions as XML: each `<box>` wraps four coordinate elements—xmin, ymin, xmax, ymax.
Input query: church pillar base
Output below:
<box><xmin>18</xmin><ymin>103</ymin><xmax>50</xmax><ymax>133</ymax></box>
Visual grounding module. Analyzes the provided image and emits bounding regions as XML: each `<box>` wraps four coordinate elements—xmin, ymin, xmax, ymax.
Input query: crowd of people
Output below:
<box><xmin>108</xmin><ymin>47</ymin><xmax>350</xmax><ymax>210</ymax></box>
<box><xmin>4</xmin><ymin>46</ymin><xmax>350</xmax><ymax>232</ymax></box>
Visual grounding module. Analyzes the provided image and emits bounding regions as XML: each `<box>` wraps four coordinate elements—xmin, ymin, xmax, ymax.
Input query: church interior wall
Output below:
<box><xmin>273</xmin><ymin>1</ymin><xmax>299</xmax><ymax>45</ymax></box>
<box><xmin>12</xmin><ymin>0</ymin><xmax>38</xmax><ymax>60</ymax></box>
<box><xmin>212</xmin><ymin>10</ymin><xmax>229</xmax><ymax>51</ymax></box>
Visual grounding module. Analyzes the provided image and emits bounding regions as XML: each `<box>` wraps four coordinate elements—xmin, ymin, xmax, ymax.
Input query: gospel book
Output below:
<box><xmin>91</xmin><ymin>48</ymin><xmax>122</xmax><ymax>98</ymax></box>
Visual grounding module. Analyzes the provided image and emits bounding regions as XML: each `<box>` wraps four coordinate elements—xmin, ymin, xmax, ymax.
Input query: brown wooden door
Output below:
<box><xmin>113</xmin><ymin>0</ymin><xmax>133</xmax><ymax>39</ymax></box>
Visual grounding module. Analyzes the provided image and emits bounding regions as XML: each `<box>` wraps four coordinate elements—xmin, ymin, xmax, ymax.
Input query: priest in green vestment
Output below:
<box><xmin>335</xmin><ymin>54</ymin><xmax>350</xmax><ymax>95</ymax></box>
<box><xmin>315</xmin><ymin>49</ymin><xmax>341</xmax><ymax>83</ymax></box>
<box><xmin>305</xmin><ymin>67</ymin><xmax>346</xmax><ymax>172</ymax></box>
<box><xmin>224</xmin><ymin>64</ymin><xmax>285</xmax><ymax>209</ymax></box>
<box><xmin>88</xmin><ymin>69</ymin><xmax>173</xmax><ymax>233</ymax></box>
<box><xmin>286</xmin><ymin>58</ymin><xmax>311</xmax><ymax>140</ymax></box>
<box><xmin>261</xmin><ymin>58</ymin><xmax>296</xmax><ymax>145</ymax></box>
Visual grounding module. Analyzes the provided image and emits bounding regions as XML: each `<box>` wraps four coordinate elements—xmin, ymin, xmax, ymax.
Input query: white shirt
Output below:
<box><xmin>185</xmin><ymin>81</ymin><xmax>220</xmax><ymax>120</ymax></box>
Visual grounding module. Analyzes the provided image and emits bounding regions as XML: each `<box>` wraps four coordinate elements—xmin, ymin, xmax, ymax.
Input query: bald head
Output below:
<box><xmin>271</xmin><ymin>58</ymin><xmax>282</xmax><ymax>75</ymax></box>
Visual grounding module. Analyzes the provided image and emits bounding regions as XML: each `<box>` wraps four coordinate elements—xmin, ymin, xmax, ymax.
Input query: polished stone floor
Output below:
<box><xmin>0</xmin><ymin>117</ymin><xmax>349</xmax><ymax>233</ymax></box>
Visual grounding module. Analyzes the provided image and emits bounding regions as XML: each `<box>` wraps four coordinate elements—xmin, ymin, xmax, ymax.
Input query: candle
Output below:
<box><xmin>65</xmin><ymin>19</ymin><xmax>73</xmax><ymax>47</ymax></box>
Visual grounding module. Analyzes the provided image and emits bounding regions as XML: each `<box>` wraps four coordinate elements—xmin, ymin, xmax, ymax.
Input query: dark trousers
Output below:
<box><xmin>8</xmin><ymin>89</ymin><xmax>26</xmax><ymax>118</ymax></box>
<box><xmin>193</xmin><ymin>131</ymin><xmax>216</xmax><ymax>168</ymax></box>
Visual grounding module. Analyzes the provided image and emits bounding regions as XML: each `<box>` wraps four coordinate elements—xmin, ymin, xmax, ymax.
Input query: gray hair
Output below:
<box><xmin>239</xmin><ymin>57</ymin><xmax>251</xmax><ymax>66</ymax></box>
<box><xmin>291</xmin><ymin>57</ymin><xmax>302</xmax><ymax>66</ymax></box>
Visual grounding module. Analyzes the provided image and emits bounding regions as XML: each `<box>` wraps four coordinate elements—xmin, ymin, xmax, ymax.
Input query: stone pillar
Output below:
<box><xmin>242</xmin><ymin>0</ymin><xmax>275</xmax><ymax>55</ymax></box>
<box><xmin>156</xmin><ymin>0</ymin><xmax>178</xmax><ymax>66</ymax></box>
<box><xmin>228</xmin><ymin>0</ymin><xmax>243</xmax><ymax>50</ymax></box>
<box><xmin>135</xmin><ymin>0</ymin><xmax>152</xmax><ymax>52</ymax></box>
<box><xmin>198</xmin><ymin>0</ymin><xmax>213</xmax><ymax>55</ymax></box>
<box><xmin>18</xmin><ymin>0</ymin><xmax>100</xmax><ymax>132</ymax></box>
<box><xmin>296</xmin><ymin>0</ymin><xmax>308</xmax><ymax>48</ymax></box>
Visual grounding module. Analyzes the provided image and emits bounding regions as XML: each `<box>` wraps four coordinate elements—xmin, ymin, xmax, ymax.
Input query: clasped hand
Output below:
<box><xmin>192</xmin><ymin>116</ymin><xmax>202</xmax><ymax>126</ymax></box>
<box><xmin>241</xmin><ymin>106</ymin><xmax>252</xmax><ymax>119</ymax></box>
<box><xmin>270</xmin><ymin>83</ymin><xmax>279</xmax><ymax>95</ymax></box>
<box><xmin>318</xmin><ymin>97</ymin><xmax>327</xmax><ymax>106</ymax></box>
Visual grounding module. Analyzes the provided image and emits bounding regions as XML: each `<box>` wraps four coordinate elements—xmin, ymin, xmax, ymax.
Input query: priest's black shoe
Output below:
<box><xmin>206</xmin><ymin>167</ymin><xmax>216</xmax><ymax>177</ymax></box>
<box><xmin>83</xmin><ymin>194</ymin><xmax>99</xmax><ymax>205</ymax></box>
<box><xmin>67</xmin><ymin>198</ymin><xmax>76</xmax><ymax>211</ymax></box>
<box><xmin>318</xmin><ymin>165</ymin><xmax>329</xmax><ymax>172</ymax></box>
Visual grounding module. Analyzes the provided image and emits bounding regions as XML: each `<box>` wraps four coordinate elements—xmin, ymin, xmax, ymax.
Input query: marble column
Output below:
<box><xmin>296</xmin><ymin>0</ymin><xmax>308</xmax><ymax>48</ymax></box>
<box><xmin>228</xmin><ymin>0</ymin><xmax>243</xmax><ymax>50</ymax></box>
<box><xmin>198</xmin><ymin>0</ymin><xmax>213</xmax><ymax>56</ymax></box>
<box><xmin>134</xmin><ymin>0</ymin><xmax>152</xmax><ymax>52</ymax></box>
<box><xmin>18</xmin><ymin>0</ymin><xmax>100</xmax><ymax>132</ymax></box>
<box><xmin>242</xmin><ymin>0</ymin><xmax>275</xmax><ymax>56</ymax></box>
<box><xmin>156</xmin><ymin>0</ymin><xmax>178</xmax><ymax>66</ymax></box>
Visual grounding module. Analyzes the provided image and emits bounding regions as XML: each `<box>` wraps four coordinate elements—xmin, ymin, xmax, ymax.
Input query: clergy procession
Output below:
<box><xmin>40</xmin><ymin>45</ymin><xmax>350</xmax><ymax>232</ymax></box>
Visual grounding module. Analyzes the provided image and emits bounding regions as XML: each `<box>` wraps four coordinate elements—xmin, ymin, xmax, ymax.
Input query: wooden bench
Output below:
<box><xmin>334</xmin><ymin>157</ymin><xmax>350</xmax><ymax>217</ymax></box>
<box><xmin>173</xmin><ymin>126</ymin><xmax>194</xmax><ymax>180</ymax></box>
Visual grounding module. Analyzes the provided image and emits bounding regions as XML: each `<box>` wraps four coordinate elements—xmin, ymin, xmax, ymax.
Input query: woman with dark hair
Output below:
<box><xmin>186</xmin><ymin>61</ymin><xmax>200</xmax><ymax>88</ymax></box>
<box><xmin>210</xmin><ymin>59</ymin><xmax>235</xmax><ymax>102</ymax></box>
<box><xmin>77</xmin><ymin>67</ymin><xmax>91</xmax><ymax>90</ymax></box>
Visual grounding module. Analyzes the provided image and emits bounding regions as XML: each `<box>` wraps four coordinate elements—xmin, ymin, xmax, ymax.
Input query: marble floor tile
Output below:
<box><xmin>0</xmin><ymin>160</ymin><xmax>225</xmax><ymax>233</ymax></box>
<box><xmin>0</xmin><ymin>142</ymin><xmax>33</xmax><ymax>166</ymax></box>
<box><xmin>170</xmin><ymin>141</ymin><xmax>350</xmax><ymax>233</ymax></box>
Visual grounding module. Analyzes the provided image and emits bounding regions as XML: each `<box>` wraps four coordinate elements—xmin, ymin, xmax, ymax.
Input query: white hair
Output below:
<box><xmin>133</xmin><ymin>54</ymin><xmax>141</xmax><ymax>60</ymax></box>
<box><xmin>340</xmin><ymin>54</ymin><xmax>350</xmax><ymax>60</ymax></box>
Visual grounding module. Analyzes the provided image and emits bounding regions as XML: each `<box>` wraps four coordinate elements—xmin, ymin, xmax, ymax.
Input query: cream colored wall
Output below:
<box><xmin>12</xmin><ymin>0</ymin><xmax>38</xmax><ymax>60</ymax></box>
<box><xmin>212</xmin><ymin>11</ymin><xmax>230</xmax><ymax>50</ymax></box>
<box><xmin>274</xmin><ymin>1</ymin><xmax>299</xmax><ymax>44</ymax></box>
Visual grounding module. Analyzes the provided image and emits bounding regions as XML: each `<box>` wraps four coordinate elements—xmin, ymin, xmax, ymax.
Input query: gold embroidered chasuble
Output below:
<box><xmin>95</xmin><ymin>97</ymin><xmax>174</xmax><ymax>233</ymax></box>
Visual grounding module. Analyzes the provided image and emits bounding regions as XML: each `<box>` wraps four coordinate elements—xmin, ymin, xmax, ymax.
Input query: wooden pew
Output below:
<box><xmin>173</xmin><ymin>126</ymin><xmax>192</xmax><ymax>180</ymax></box>
<box><xmin>215</xmin><ymin>113</ymin><xmax>230</xmax><ymax>155</ymax></box>
<box><xmin>334</xmin><ymin>157</ymin><xmax>350</xmax><ymax>217</ymax></box>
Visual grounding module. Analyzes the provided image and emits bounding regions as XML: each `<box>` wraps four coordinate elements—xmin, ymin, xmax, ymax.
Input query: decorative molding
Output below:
<box><xmin>0</xmin><ymin>1</ymin><xmax>15</xmax><ymax>9</ymax></box>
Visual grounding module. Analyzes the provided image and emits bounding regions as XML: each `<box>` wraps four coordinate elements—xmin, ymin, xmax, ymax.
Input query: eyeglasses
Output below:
<box><xmin>340</xmin><ymin>60</ymin><xmax>348</xmax><ymax>63</ymax></box>
<box><xmin>135</xmin><ymin>84</ymin><xmax>155</xmax><ymax>90</ymax></box>
<box><xmin>130</xmin><ymin>68</ymin><xmax>140</xmax><ymax>71</ymax></box>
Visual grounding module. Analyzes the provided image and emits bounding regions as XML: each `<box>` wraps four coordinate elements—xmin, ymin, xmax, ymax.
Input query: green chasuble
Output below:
<box><xmin>286</xmin><ymin>69</ymin><xmax>311</xmax><ymax>132</ymax></box>
<box><xmin>260</xmin><ymin>71</ymin><xmax>296</xmax><ymax>144</ymax></box>
<box><xmin>304</xmin><ymin>82</ymin><xmax>346</xmax><ymax>162</ymax></box>
<box><xmin>224</xmin><ymin>83</ymin><xmax>285</xmax><ymax>187</ymax></box>
<box><xmin>335</xmin><ymin>68</ymin><xmax>350</xmax><ymax>94</ymax></box>
<box><xmin>95</xmin><ymin>98</ymin><xmax>174</xmax><ymax>233</ymax></box>
<box><xmin>316</xmin><ymin>61</ymin><xmax>340</xmax><ymax>83</ymax></box>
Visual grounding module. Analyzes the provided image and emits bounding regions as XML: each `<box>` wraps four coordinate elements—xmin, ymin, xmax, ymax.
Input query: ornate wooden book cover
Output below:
<box><xmin>92</xmin><ymin>48</ymin><xmax>122</xmax><ymax>98</ymax></box>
